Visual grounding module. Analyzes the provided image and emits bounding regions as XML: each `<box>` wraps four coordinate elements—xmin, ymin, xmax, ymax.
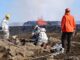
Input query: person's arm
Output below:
<box><xmin>61</xmin><ymin>16</ymin><xmax>66</xmax><ymax>31</ymax></box>
<box><xmin>72</xmin><ymin>17</ymin><xmax>76</xmax><ymax>37</ymax></box>
<box><xmin>73</xmin><ymin>17</ymin><xmax>76</xmax><ymax>30</ymax></box>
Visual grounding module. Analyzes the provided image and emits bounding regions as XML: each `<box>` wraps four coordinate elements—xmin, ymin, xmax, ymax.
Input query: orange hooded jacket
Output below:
<box><xmin>61</xmin><ymin>14</ymin><xmax>76</xmax><ymax>32</ymax></box>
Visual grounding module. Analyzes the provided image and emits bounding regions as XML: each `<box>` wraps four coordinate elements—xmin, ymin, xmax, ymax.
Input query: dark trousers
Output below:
<box><xmin>61</xmin><ymin>32</ymin><xmax>73</xmax><ymax>53</ymax></box>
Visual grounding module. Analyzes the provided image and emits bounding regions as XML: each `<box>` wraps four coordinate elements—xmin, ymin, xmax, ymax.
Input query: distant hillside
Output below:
<box><xmin>0</xmin><ymin>22</ymin><xmax>23</xmax><ymax>27</ymax></box>
<box><xmin>0</xmin><ymin>21</ymin><xmax>79</xmax><ymax>36</ymax></box>
<box><xmin>23</xmin><ymin>21</ymin><xmax>80</xmax><ymax>26</ymax></box>
<box><xmin>9</xmin><ymin>22</ymin><xmax>23</xmax><ymax>26</ymax></box>
<box><xmin>0</xmin><ymin>21</ymin><xmax>80</xmax><ymax>27</ymax></box>
<box><xmin>23</xmin><ymin>21</ymin><xmax>61</xmax><ymax>26</ymax></box>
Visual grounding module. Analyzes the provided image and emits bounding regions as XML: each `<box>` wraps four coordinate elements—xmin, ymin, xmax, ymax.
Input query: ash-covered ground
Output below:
<box><xmin>0</xmin><ymin>32</ymin><xmax>80</xmax><ymax>60</ymax></box>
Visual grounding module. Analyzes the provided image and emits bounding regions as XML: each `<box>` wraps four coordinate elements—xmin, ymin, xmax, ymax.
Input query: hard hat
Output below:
<box><xmin>65</xmin><ymin>8</ymin><xmax>70</xmax><ymax>12</ymax></box>
<box><xmin>35</xmin><ymin>25</ymin><xmax>39</xmax><ymax>28</ymax></box>
<box><xmin>5</xmin><ymin>14</ymin><xmax>10</xmax><ymax>20</ymax></box>
<box><xmin>34</xmin><ymin>25</ymin><xmax>39</xmax><ymax>29</ymax></box>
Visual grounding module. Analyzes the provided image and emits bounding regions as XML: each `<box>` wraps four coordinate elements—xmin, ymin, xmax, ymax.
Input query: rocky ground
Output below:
<box><xmin>0</xmin><ymin>32</ymin><xmax>80</xmax><ymax>60</ymax></box>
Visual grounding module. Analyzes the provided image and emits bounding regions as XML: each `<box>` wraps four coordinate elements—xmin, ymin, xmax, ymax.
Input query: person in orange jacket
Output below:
<box><xmin>61</xmin><ymin>8</ymin><xmax>76</xmax><ymax>53</ymax></box>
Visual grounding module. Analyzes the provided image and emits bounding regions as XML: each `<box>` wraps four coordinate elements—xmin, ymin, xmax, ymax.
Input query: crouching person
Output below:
<box><xmin>38</xmin><ymin>28</ymin><xmax>48</xmax><ymax>49</ymax></box>
<box><xmin>32</xmin><ymin>25</ymin><xmax>40</xmax><ymax>45</ymax></box>
<box><xmin>50</xmin><ymin>42</ymin><xmax>64</xmax><ymax>56</ymax></box>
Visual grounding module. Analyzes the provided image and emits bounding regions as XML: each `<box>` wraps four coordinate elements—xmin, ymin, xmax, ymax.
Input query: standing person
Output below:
<box><xmin>61</xmin><ymin>8</ymin><xmax>76</xmax><ymax>53</ymax></box>
<box><xmin>2</xmin><ymin>14</ymin><xmax>10</xmax><ymax>40</ymax></box>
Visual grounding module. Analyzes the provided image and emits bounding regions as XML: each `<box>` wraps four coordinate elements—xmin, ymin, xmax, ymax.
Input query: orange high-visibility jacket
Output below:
<box><xmin>61</xmin><ymin>14</ymin><xmax>76</xmax><ymax>32</ymax></box>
